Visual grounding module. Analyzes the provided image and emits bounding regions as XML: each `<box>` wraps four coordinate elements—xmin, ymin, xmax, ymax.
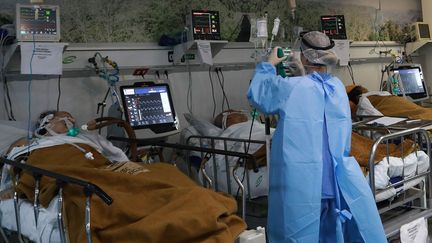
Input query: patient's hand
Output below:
<box><xmin>0</xmin><ymin>187</ymin><xmax>13</xmax><ymax>200</ymax></box>
<box><xmin>6</xmin><ymin>137</ymin><xmax>29</xmax><ymax>155</ymax></box>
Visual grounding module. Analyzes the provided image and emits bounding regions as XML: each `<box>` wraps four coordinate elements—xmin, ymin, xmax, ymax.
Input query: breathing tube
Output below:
<box><xmin>35</xmin><ymin>114</ymin><xmax>79</xmax><ymax>138</ymax></box>
<box><xmin>34</xmin><ymin>113</ymin><xmax>94</xmax><ymax>160</ymax></box>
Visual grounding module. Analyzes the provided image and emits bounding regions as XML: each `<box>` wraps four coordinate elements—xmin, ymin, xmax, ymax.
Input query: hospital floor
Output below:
<box><xmin>241</xmin><ymin>196</ymin><xmax>432</xmax><ymax>243</ymax></box>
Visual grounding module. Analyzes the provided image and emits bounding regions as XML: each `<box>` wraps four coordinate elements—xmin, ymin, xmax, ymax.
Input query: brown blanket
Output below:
<box><xmin>368</xmin><ymin>95</ymin><xmax>432</xmax><ymax>120</ymax></box>
<box><xmin>350</xmin><ymin>132</ymin><xmax>415</xmax><ymax>167</ymax></box>
<box><xmin>17</xmin><ymin>144</ymin><xmax>246</xmax><ymax>243</ymax></box>
<box><xmin>249</xmin><ymin>131</ymin><xmax>415</xmax><ymax>170</ymax></box>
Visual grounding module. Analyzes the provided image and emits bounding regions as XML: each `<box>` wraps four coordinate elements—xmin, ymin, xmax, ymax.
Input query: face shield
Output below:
<box><xmin>299</xmin><ymin>31</ymin><xmax>338</xmax><ymax>66</ymax></box>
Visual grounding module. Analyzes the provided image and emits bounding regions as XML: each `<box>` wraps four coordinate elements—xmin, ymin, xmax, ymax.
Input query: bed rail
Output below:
<box><xmin>0</xmin><ymin>157</ymin><xmax>112</xmax><ymax>243</ymax></box>
<box><xmin>365</xmin><ymin>127</ymin><xmax>432</xmax><ymax>238</ymax></box>
<box><xmin>367</xmin><ymin>127</ymin><xmax>431</xmax><ymax>198</ymax></box>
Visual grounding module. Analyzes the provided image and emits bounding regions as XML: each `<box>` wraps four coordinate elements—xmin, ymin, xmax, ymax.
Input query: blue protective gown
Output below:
<box><xmin>247</xmin><ymin>62</ymin><xmax>387</xmax><ymax>243</ymax></box>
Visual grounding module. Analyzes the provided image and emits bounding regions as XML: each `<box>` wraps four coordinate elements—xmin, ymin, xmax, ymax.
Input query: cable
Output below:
<box><xmin>347</xmin><ymin>62</ymin><xmax>356</xmax><ymax>85</ymax></box>
<box><xmin>182</xmin><ymin>29</ymin><xmax>194</xmax><ymax>115</ymax></box>
<box><xmin>215</xmin><ymin>68</ymin><xmax>231</xmax><ymax>111</ymax></box>
<box><xmin>186</xmin><ymin>62</ymin><xmax>193</xmax><ymax>114</ymax></box>
<box><xmin>4</xmin><ymin>78</ymin><xmax>15</xmax><ymax>120</ymax></box>
<box><xmin>235</xmin><ymin>114</ymin><xmax>256</xmax><ymax>200</ymax></box>
<box><xmin>220</xmin><ymin>68</ymin><xmax>230</xmax><ymax>110</ymax></box>
<box><xmin>56</xmin><ymin>75</ymin><xmax>62</xmax><ymax>111</ymax></box>
<box><xmin>27</xmin><ymin>34</ymin><xmax>36</xmax><ymax>154</ymax></box>
<box><xmin>369</xmin><ymin>4</ymin><xmax>388</xmax><ymax>56</ymax></box>
<box><xmin>208</xmin><ymin>67</ymin><xmax>217</xmax><ymax>118</ymax></box>
<box><xmin>0</xmin><ymin>32</ymin><xmax>15</xmax><ymax>120</ymax></box>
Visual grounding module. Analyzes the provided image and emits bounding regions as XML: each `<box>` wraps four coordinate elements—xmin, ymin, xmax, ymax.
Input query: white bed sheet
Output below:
<box><xmin>0</xmin><ymin>121</ymin><xmax>28</xmax><ymax>156</ymax></box>
<box><xmin>371</xmin><ymin>150</ymin><xmax>430</xmax><ymax>202</ymax></box>
<box><xmin>183</xmin><ymin>120</ymin><xmax>272</xmax><ymax>198</ymax></box>
<box><xmin>0</xmin><ymin>196</ymin><xmax>60</xmax><ymax>243</ymax></box>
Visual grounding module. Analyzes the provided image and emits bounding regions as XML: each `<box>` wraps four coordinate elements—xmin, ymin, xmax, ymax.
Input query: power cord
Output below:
<box><xmin>181</xmin><ymin>29</ymin><xmax>194</xmax><ymax>115</ymax></box>
<box><xmin>27</xmin><ymin>34</ymin><xmax>37</xmax><ymax>154</ymax></box>
<box><xmin>56</xmin><ymin>75</ymin><xmax>62</xmax><ymax>111</ymax></box>
<box><xmin>235</xmin><ymin>109</ymin><xmax>258</xmax><ymax>200</ymax></box>
<box><xmin>215</xmin><ymin>68</ymin><xmax>231</xmax><ymax>111</ymax></box>
<box><xmin>208</xmin><ymin>67</ymin><xmax>217</xmax><ymax>118</ymax></box>
<box><xmin>347</xmin><ymin>62</ymin><xmax>356</xmax><ymax>85</ymax></box>
<box><xmin>0</xmin><ymin>31</ymin><xmax>15</xmax><ymax>120</ymax></box>
<box><xmin>3</xmin><ymin>77</ymin><xmax>15</xmax><ymax>120</ymax></box>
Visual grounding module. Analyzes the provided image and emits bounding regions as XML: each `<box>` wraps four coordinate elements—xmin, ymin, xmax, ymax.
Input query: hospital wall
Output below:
<box><xmin>1</xmin><ymin>41</ymin><xmax>405</xmax><ymax>133</ymax></box>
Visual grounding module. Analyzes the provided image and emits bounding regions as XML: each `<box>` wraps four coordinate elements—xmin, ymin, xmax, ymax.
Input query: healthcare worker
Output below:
<box><xmin>247</xmin><ymin>31</ymin><xmax>386</xmax><ymax>243</ymax></box>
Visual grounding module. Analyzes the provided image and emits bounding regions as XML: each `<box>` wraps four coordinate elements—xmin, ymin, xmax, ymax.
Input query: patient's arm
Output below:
<box><xmin>0</xmin><ymin>187</ymin><xmax>13</xmax><ymax>200</ymax></box>
<box><xmin>6</xmin><ymin>137</ymin><xmax>29</xmax><ymax>155</ymax></box>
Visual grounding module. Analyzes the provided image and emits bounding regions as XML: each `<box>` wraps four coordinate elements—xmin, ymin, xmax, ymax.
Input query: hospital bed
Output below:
<box><xmin>182</xmin><ymin>116</ymin><xmax>432</xmax><ymax>239</ymax></box>
<box><xmin>0</xmin><ymin>156</ymin><xmax>112</xmax><ymax>243</ymax></box>
<box><xmin>0</xmin><ymin>118</ymin><xmax>249</xmax><ymax>243</ymax></box>
<box><xmin>180</xmin><ymin>118</ymin><xmax>270</xmax><ymax>200</ymax></box>
<box><xmin>355</xmin><ymin>125</ymin><xmax>432</xmax><ymax>238</ymax></box>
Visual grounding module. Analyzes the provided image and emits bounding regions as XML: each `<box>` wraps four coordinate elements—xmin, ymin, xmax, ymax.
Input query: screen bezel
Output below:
<box><xmin>391</xmin><ymin>65</ymin><xmax>429</xmax><ymax>102</ymax></box>
<box><xmin>16</xmin><ymin>4</ymin><xmax>61</xmax><ymax>42</ymax></box>
<box><xmin>120</xmin><ymin>83</ymin><xmax>178</xmax><ymax>133</ymax></box>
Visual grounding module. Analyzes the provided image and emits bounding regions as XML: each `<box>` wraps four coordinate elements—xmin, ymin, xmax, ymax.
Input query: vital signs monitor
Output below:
<box><xmin>120</xmin><ymin>82</ymin><xmax>179</xmax><ymax>139</ymax></box>
<box><xmin>16</xmin><ymin>4</ymin><xmax>61</xmax><ymax>42</ymax></box>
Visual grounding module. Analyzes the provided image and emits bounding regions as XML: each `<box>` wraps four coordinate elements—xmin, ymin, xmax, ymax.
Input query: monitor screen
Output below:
<box><xmin>16</xmin><ymin>4</ymin><xmax>60</xmax><ymax>42</ymax></box>
<box><xmin>392</xmin><ymin>65</ymin><xmax>429</xmax><ymax>101</ymax></box>
<box><xmin>320</xmin><ymin>15</ymin><xmax>347</xmax><ymax>39</ymax></box>
<box><xmin>120</xmin><ymin>83</ymin><xmax>179</xmax><ymax>135</ymax></box>
<box><xmin>191</xmin><ymin>10</ymin><xmax>221</xmax><ymax>40</ymax></box>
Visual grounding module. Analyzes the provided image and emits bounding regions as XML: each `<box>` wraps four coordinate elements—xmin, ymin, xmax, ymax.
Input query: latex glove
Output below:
<box><xmin>284</xmin><ymin>50</ymin><xmax>305</xmax><ymax>76</ymax></box>
<box><xmin>287</xmin><ymin>59</ymin><xmax>306</xmax><ymax>76</ymax></box>
<box><xmin>267</xmin><ymin>46</ymin><xmax>287</xmax><ymax>66</ymax></box>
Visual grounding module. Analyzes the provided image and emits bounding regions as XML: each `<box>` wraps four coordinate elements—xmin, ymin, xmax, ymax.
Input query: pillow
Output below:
<box><xmin>0</xmin><ymin>121</ymin><xmax>29</xmax><ymax>156</ymax></box>
<box><xmin>183</xmin><ymin>113</ymin><xmax>222</xmax><ymax>137</ymax></box>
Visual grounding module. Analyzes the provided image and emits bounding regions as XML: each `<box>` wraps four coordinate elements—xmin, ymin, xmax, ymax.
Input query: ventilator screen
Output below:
<box><xmin>120</xmin><ymin>83</ymin><xmax>178</xmax><ymax>134</ymax></box>
<box><xmin>392</xmin><ymin>65</ymin><xmax>429</xmax><ymax>102</ymax></box>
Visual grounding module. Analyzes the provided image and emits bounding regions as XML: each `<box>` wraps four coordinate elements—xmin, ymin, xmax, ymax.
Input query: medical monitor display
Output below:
<box><xmin>120</xmin><ymin>83</ymin><xmax>178</xmax><ymax>135</ymax></box>
<box><xmin>392</xmin><ymin>65</ymin><xmax>429</xmax><ymax>102</ymax></box>
<box><xmin>191</xmin><ymin>10</ymin><xmax>221</xmax><ymax>40</ymax></box>
<box><xmin>16</xmin><ymin>4</ymin><xmax>60</xmax><ymax>42</ymax></box>
<box><xmin>320</xmin><ymin>15</ymin><xmax>347</xmax><ymax>39</ymax></box>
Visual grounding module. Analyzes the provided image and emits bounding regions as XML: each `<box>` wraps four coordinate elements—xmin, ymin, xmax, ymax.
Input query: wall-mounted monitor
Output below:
<box><xmin>320</xmin><ymin>15</ymin><xmax>347</xmax><ymax>39</ymax></box>
<box><xmin>188</xmin><ymin>10</ymin><xmax>221</xmax><ymax>41</ymax></box>
<box><xmin>412</xmin><ymin>22</ymin><xmax>431</xmax><ymax>41</ymax></box>
<box><xmin>391</xmin><ymin>64</ymin><xmax>429</xmax><ymax>102</ymax></box>
<box><xmin>120</xmin><ymin>82</ymin><xmax>180</xmax><ymax>139</ymax></box>
<box><xmin>16</xmin><ymin>4</ymin><xmax>60</xmax><ymax>42</ymax></box>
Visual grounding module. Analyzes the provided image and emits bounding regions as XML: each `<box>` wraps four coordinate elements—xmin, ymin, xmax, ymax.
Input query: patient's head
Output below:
<box><xmin>36</xmin><ymin>111</ymin><xmax>76</xmax><ymax>136</ymax></box>
<box><xmin>346</xmin><ymin>85</ymin><xmax>368</xmax><ymax>105</ymax></box>
<box><xmin>214</xmin><ymin>110</ymin><xmax>249</xmax><ymax>129</ymax></box>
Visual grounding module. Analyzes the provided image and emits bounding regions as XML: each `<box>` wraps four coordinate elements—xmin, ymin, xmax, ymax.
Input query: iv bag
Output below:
<box><xmin>256</xmin><ymin>17</ymin><xmax>268</xmax><ymax>38</ymax></box>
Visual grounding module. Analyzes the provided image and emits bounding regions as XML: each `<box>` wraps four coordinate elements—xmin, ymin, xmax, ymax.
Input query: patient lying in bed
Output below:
<box><xmin>182</xmin><ymin>109</ymin><xmax>423</xmax><ymax>200</ymax></box>
<box><xmin>1</xmin><ymin>111</ymin><xmax>246</xmax><ymax>243</ymax></box>
<box><xmin>346</xmin><ymin>85</ymin><xmax>432</xmax><ymax>119</ymax></box>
